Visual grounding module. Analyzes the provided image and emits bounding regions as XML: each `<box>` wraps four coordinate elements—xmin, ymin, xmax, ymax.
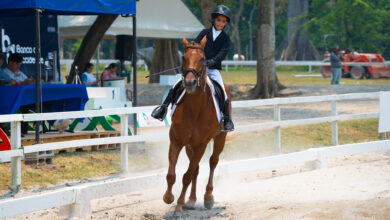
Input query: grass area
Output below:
<box><xmin>220</xmin><ymin>66</ymin><xmax>390</xmax><ymax>85</ymax></box>
<box><xmin>0</xmin><ymin>150</ymin><xmax>162</xmax><ymax>190</ymax></box>
<box><xmin>222</xmin><ymin>118</ymin><xmax>384</xmax><ymax>160</ymax></box>
<box><xmin>0</xmin><ymin>118</ymin><xmax>387</xmax><ymax>191</ymax></box>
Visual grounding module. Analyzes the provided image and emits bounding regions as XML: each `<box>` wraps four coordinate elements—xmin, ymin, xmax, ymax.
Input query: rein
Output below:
<box><xmin>145</xmin><ymin>66</ymin><xmax>182</xmax><ymax>78</ymax></box>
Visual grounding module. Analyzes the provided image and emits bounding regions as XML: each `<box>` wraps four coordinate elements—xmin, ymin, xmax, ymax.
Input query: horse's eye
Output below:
<box><xmin>200</xmin><ymin>58</ymin><xmax>205</xmax><ymax>62</ymax></box>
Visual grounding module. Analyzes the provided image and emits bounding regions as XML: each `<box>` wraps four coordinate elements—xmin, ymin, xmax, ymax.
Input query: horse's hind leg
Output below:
<box><xmin>163</xmin><ymin>141</ymin><xmax>183</xmax><ymax>204</ymax></box>
<box><xmin>175</xmin><ymin>143</ymin><xmax>207</xmax><ymax>213</ymax></box>
<box><xmin>183</xmin><ymin>147</ymin><xmax>199</xmax><ymax>210</ymax></box>
<box><xmin>204</xmin><ymin>133</ymin><xmax>227</xmax><ymax>209</ymax></box>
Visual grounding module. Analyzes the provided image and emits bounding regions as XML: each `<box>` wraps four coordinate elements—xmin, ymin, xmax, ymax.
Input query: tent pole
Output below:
<box><xmin>132</xmin><ymin>14</ymin><xmax>137</xmax><ymax>135</ymax></box>
<box><xmin>96</xmin><ymin>43</ymin><xmax>100</xmax><ymax>80</ymax></box>
<box><xmin>34</xmin><ymin>9</ymin><xmax>42</xmax><ymax>144</ymax></box>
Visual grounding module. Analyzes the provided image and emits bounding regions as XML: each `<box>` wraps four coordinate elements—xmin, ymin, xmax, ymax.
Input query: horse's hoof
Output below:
<box><xmin>163</xmin><ymin>193</ymin><xmax>174</xmax><ymax>204</ymax></box>
<box><xmin>204</xmin><ymin>199</ymin><xmax>215</xmax><ymax>209</ymax></box>
<box><xmin>173</xmin><ymin>211</ymin><xmax>183</xmax><ymax>218</ymax></box>
<box><xmin>183</xmin><ymin>200</ymin><xmax>196</xmax><ymax>210</ymax></box>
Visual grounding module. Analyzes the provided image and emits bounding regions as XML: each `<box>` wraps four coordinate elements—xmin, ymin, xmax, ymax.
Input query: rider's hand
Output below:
<box><xmin>206</xmin><ymin>59</ymin><xmax>216</xmax><ymax>67</ymax></box>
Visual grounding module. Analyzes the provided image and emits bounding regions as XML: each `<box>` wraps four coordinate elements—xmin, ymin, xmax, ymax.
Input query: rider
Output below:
<box><xmin>151</xmin><ymin>5</ymin><xmax>234</xmax><ymax>132</ymax></box>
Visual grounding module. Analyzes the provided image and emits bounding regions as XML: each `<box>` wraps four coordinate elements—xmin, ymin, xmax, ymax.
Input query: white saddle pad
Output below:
<box><xmin>171</xmin><ymin>77</ymin><xmax>222</xmax><ymax>122</ymax></box>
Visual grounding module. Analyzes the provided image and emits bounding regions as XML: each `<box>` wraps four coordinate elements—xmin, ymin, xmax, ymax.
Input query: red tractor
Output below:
<box><xmin>321</xmin><ymin>34</ymin><xmax>390</xmax><ymax>79</ymax></box>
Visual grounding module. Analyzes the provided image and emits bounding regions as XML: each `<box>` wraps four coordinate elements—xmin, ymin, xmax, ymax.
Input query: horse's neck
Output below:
<box><xmin>183</xmin><ymin>85</ymin><xmax>212</xmax><ymax>112</ymax></box>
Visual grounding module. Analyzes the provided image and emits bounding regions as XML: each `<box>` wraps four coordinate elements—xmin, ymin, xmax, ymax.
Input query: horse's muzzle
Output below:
<box><xmin>183</xmin><ymin>78</ymin><xmax>197</xmax><ymax>93</ymax></box>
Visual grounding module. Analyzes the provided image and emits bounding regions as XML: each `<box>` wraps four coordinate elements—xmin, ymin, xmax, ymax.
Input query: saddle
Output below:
<box><xmin>170</xmin><ymin>79</ymin><xmax>225</xmax><ymax>111</ymax></box>
<box><xmin>210</xmin><ymin>79</ymin><xmax>226</xmax><ymax>111</ymax></box>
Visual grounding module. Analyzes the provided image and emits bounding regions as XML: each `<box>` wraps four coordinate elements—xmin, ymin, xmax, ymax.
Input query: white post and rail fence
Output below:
<box><xmin>60</xmin><ymin>59</ymin><xmax>390</xmax><ymax>72</ymax></box>
<box><xmin>0</xmin><ymin>91</ymin><xmax>389</xmax><ymax>218</ymax></box>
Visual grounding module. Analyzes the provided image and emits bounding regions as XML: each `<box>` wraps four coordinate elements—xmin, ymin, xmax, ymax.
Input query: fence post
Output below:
<box><xmin>274</xmin><ymin>104</ymin><xmax>281</xmax><ymax>154</ymax></box>
<box><xmin>331</xmin><ymin>100</ymin><xmax>338</xmax><ymax>146</ymax></box>
<box><xmin>10</xmin><ymin>121</ymin><xmax>22</xmax><ymax>192</ymax></box>
<box><xmin>309</xmin><ymin>65</ymin><xmax>312</xmax><ymax>72</ymax></box>
<box><xmin>120</xmin><ymin>114</ymin><xmax>129</xmax><ymax>173</ymax></box>
<box><xmin>314</xmin><ymin>149</ymin><xmax>327</xmax><ymax>169</ymax></box>
<box><xmin>225</xmin><ymin>64</ymin><xmax>228</xmax><ymax>72</ymax></box>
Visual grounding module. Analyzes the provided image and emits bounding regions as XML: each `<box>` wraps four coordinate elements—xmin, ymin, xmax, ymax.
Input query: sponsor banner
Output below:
<box><xmin>0</xmin><ymin>14</ymin><xmax>60</xmax><ymax>81</ymax></box>
<box><xmin>137</xmin><ymin>110</ymin><xmax>171</xmax><ymax>127</ymax></box>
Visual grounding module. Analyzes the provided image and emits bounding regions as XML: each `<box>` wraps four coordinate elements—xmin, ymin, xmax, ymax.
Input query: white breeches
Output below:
<box><xmin>208</xmin><ymin>69</ymin><xmax>228</xmax><ymax>101</ymax></box>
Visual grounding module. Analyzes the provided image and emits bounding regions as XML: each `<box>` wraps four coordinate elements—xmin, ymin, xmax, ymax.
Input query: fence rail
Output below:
<box><xmin>0</xmin><ymin>91</ymin><xmax>387</xmax><ymax>218</ymax></box>
<box><xmin>60</xmin><ymin>59</ymin><xmax>390</xmax><ymax>72</ymax></box>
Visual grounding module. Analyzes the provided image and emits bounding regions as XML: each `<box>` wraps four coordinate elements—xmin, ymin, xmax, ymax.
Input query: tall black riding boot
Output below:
<box><xmin>151</xmin><ymin>88</ymin><xmax>174</xmax><ymax>121</ymax></box>
<box><xmin>221</xmin><ymin>100</ymin><xmax>234</xmax><ymax>132</ymax></box>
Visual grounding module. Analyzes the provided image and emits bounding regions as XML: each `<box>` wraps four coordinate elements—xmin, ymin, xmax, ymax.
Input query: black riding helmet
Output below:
<box><xmin>211</xmin><ymin>5</ymin><xmax>231</xmax><ymax>23</ymax></box>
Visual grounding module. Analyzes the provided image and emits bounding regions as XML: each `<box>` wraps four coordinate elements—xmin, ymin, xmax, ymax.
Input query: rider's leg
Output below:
<box><xmin>208</xmin><ymin>69</ymin><xmax>234</xmax><ymax>131</ymax></box>
<box><xmin>151</xmin><ymin>79</ymin><xmax>181</xmax><ymax>121</ymax></box>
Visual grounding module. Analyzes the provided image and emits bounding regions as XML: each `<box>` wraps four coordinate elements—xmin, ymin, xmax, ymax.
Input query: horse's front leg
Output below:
<box><xmin>175</xmin><ymin>143</ymin><xmax>207</xmax><ymax>214</ymax></box>
<box><xmin>163</xmin><ymin>140</ymin><xmax>183</xmax><ymax>204</ymax></box>
<box><xmin>204</xmin><ymin>133</ymin><xmax>227</xmax><ymax>209</ymax></box>
<box><xmin>183</xmin><ymin>147</ymin><xmax>199</xmax><ymax>210</ymax></box>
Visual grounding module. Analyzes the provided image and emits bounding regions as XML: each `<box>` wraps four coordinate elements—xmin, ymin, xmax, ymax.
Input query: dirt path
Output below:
<box><xmin>6</xmin><ymin>151</ymin><xmax>390</xmax><ymax>220</ymax></box>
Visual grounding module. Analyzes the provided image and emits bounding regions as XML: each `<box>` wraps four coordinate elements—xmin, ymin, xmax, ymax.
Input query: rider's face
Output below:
<box><xmin>213</xmin><ymin>15</ymin><xmax>228</xmax><ymax>31</ymax></box>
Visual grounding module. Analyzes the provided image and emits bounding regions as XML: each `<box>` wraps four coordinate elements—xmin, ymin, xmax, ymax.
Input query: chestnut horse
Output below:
<box><xmin>163</xmin><ymin>37</ymin><xmax>231</xmax><ymax>216</ymax></box>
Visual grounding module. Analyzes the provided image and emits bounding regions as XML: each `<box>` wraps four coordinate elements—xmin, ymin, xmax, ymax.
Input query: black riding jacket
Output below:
<box><xmin>195</xmin><ymin>27</ymin><xmax>230</xmax><ymax>70</ymax></box>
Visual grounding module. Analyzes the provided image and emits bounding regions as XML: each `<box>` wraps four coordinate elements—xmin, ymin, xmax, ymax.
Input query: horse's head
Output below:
<box><xmin>182</xmin><ymin>37</ymin><xmax>207</xmax><ymax>93</ymax></box>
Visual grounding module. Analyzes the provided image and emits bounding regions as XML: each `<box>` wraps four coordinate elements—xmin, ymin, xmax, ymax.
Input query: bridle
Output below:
<box><xmin>182</xmin><ymin>45</ymin><xmax>206</xmax><ymax>89</ymax></box>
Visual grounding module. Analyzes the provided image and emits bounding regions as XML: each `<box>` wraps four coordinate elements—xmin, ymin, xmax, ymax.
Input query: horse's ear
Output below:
<box><xmin>200</xmin><ymin>36</ymin><xmax>207</xmax><ymax>49</ymax></box>
<box><xmin>183</xmin><ymin>38</ymin><xmax>189</xmax><ymax>47</ymax></box>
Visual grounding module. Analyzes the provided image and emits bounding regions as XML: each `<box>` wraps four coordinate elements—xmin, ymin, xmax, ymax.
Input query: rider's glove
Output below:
<box><xmin>206</xmin><ymin>59</ymin><xmax>216</xmax><ymax>67</ymax></box>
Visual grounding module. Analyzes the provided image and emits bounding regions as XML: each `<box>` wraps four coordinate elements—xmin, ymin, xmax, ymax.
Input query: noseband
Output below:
<box><xmin>182</xmin><ymin>45</ymin><xmax>206</xmax><ymax>88</ymax></box>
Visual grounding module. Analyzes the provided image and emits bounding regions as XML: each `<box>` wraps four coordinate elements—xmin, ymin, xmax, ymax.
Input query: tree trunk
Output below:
<box><xmin>253</xmin><ymin>0</ymin><xmax>285</xmax><ymax>99</ymax></box>
<box><xmin>201</xmin><ymin>0</ymin><xmax>215</xmax><ymax>27</ymax></box>
<box><xmin>231</xmin><ymin>0</ymin><xmax>245</xmax><ymax>55</ymax></box>
<box><xmin>343</xmin><ymin>14</ymin><xmax>352</xmax><ymax>49</ymax></box>
<box><xmin>248</xmin><ymin>2</ymin><xmax>257</xmax><ymax>60</ymax></box>
<box><xmin>66</xmin><ymin>15</ymin><xmax>118</xmax><ymax>84</ymax></box>
<box><xmin>149</xmin><ymin>39</ymin><xmax>181</xmax><ymax>83</ymax></box>
<box><xmin>276</xmin><ymin>0</ymin><xmax>321</xmax><ymax>60</ymax></box>
<box><xmin>280</xmin><ymin>30</ymin><xmax>321</xmax><ymax>60</ymax></box>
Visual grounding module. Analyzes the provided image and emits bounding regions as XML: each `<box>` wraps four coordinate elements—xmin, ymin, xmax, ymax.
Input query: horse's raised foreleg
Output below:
<box><xmin>163</xmin><ymin>141</ymin><xmax>183</xmax><ymax>204</ymax></box>
<box><xmin>175</xmin><ymin>144</ymin><xmax>207</xmax><ymax>214</ymax></box>
<box><xmin>183</xmin><ymin>147</ymin><xmax>199</xmax><ymax>210</ymax></box>
<box><xmin>204</xmin><ymin>133</ymin><xmax>227</xmax><ymax>209</ymax></box>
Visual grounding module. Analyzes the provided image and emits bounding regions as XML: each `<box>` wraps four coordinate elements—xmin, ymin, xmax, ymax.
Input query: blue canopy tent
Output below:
<box><xmin>0</xmin><ymin>0</ymin><xmax>137</xmax><ymax>142</ymax></box>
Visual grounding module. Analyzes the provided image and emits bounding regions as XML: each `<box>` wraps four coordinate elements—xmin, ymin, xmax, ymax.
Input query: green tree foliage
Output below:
<box><xmin>306</xmin><ymin>0</ymin><xmax>390</xmax><ymax>59</ymax></box>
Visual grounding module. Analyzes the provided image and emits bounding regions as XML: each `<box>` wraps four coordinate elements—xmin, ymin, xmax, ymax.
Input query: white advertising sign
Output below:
<box><xmin>137</xmin><ymin>110</ymin><xmax>172</xmax><ymax>127</ymax></box>
<box><xmin>379</xmin><ymin>91</ymin><xmax>390</xmax><ymax>133</ymax></box>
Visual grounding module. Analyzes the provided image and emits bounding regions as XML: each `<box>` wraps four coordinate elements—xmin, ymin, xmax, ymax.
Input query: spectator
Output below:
<box><xmin>3</xmin><ymin>53</ymin><xmax>34</xmax><ymax>85</ymax></box>
<box><xmin>100</xmin><ymin>63</ymin><xmax>118</xmax><ymax>80</ymax></box>
<box><xmin>2</xmin><ymin>53</ymin><xmax>34</xmax><ymax>135</ymax></box>
<box><xmin>0</xmin><ymin>53</ymin><xmax>12</xmax><ymax>136</ymax></box>
<box><xmin>81</xmin><ymin>62</ymin><xmax>98</xmax><ymax>87</ymax></box>
<box><xmin>330</xmin><ymin>48</ymin><xmax>344</xmax><ymax>85</ymax></box>
<box><xmin>0</xmin><ymin>53</ymin><xmax>16</xmax><ymax>85</ymax></box>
